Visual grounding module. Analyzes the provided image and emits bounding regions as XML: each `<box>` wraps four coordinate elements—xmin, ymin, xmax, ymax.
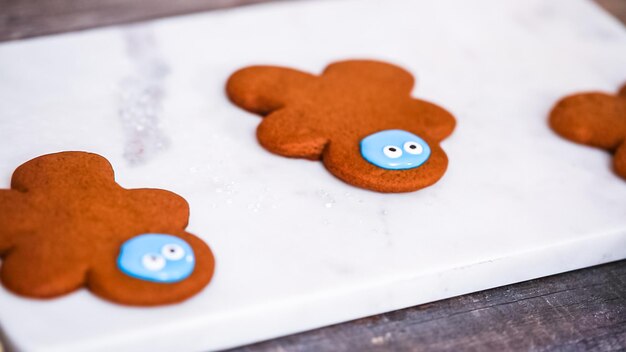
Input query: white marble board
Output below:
<box><xmin>0</xmin><ymin>0</ymin><xmax>625</xmax><ymax>351</ymax></box>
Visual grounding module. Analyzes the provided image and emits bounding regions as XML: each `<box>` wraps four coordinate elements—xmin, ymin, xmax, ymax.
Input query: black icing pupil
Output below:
<box><xmin>389</xmin><ymin>147</ymin><xmax>397</xmax><ymax>152</ymax></box>
<box><xmin>409</xmin><ymin>145</ymin><xmax>416</xmax><ymax>149</ymax></box>
<box><xmin>170</xmin><ymin>248</ymin><xmax>176</xmax><ymax>253</ymax></box>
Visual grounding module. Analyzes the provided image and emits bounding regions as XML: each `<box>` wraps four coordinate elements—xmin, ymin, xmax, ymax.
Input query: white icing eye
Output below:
<box><xmin>404</xmin><ymin>141</ymin><xmax>423</xmax><ymax>155</ymax></box>
<box><xmin>161</xmin><ymin>244</ymin><xmax>185</xmax><ymax>261</ymax></box>
<box><xmin>383</xmin><ymin>145</ymin><xmax>402</xmax><ymax>158</ymax></box>
<box><xmin>142</xmin><ymin>253</ymin><xmax>166</xmax><ymax>271</ymax></box>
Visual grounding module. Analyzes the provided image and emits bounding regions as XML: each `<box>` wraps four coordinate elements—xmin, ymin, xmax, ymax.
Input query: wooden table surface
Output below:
<box><xmin>0</xmin><ymin>1</ymin><xmax>625</xmax><ymax>351</ymax></box>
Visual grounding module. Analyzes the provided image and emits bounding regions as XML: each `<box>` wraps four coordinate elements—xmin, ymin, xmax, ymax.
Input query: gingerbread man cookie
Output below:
<box><xmin>0</xmin><ymin>152</ymin><xmax>214</xmax><ymax>306</ymax></box>
<box><xmin>226</xmin><ymin>60</ymin><xmax>456</xmax><ymax>193</ymax></box>
<box><xmin>549</xmin><ymin>84</ymin><xmax>626</xmax><ymax>180</ymax></box>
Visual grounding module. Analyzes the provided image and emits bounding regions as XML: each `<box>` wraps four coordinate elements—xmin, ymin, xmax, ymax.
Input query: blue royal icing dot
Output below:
<box><xmin>360</xmin><ymin>129</ymin><xmax>431</xmax><ymax>170</ymax></box>
<box><xmin>117</xmin><ymin>234</ymin><xmax>195</xmax><ymax>283</ymax></box>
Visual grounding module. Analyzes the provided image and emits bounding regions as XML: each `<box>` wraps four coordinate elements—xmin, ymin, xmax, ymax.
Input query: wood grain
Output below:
<box><xmin>0</xmin><ymin>0</ymin><xmax>283</xmax><ymax>42</ymax></box>
<box><xmin>0</xmin><ymin>0</ymin><xmax>624</xmax><ymax>42</ymax></box>
<box><xmin>231</xmin><ymin>261</ymin><xmax>626</xmax><ymax>351</ymax></box>
<box><xmin>596</xmin><ymin>0</ymin><xmax>626</xmax><ymax>24</ymax></box>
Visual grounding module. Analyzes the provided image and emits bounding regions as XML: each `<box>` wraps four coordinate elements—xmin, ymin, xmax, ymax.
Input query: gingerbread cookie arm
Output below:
<box><xmin>619</xmin><ymin>84</ymin><xmax>626</xmax><ymax>98</ymax></box>
<box><xmin>549</xmin><ymin>92</ymin><xmax>626</xmax><ymax>150</ymax></box>
<box><xmin>322</xmin><ymin>60</ymin><xmax>414</xmax><ymax>94</ymax></box>
<box><xmin>257</xmin><ymin>109</ymin><xmax>329</xmax><ymax>160</ymax></box>
<box><xmin>226</xmin><ymin>66</ymin><xmax>316</xmax><ymax>115</ymax></box>
<box><xmin>88</xmin><ymin>230</ymin><xmax>215</xmax><ymax>306</ymax></box>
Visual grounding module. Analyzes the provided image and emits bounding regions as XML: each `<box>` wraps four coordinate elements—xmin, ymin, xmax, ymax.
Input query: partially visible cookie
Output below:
<box><xmin>226</xmin><ymin>60</ymin><xmax>456</xmax><ymax>193</ymax></box>
<box><xmin>0</xmin><ymin>152</ymin><xmax>215</xmax><ymax>306</ymax></box>
<box><xmin>549</xmin><ymin>84</ymin><xmax>626</xmax><ymax>180</ymax></box>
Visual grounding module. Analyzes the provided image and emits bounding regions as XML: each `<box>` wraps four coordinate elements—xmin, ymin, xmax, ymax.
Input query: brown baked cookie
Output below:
<box><xmin>0</xmin><ymin>152</ymin><xmax>215</xmax><ymax>306</ymax></box>
<box><xmin>226</xmin><ymin>60</ymin><xmax>456</xmax><ymax>193</ymax></box>
<box><xmin>549</xmin><ymin>83</ymin><xmax>626</xmax><ymax>180</ymax></box>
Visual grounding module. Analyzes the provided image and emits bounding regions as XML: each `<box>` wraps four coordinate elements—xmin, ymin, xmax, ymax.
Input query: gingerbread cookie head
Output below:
<box><xmin>549</xmin><ymin>83</ymin><xmax>626</xmax><ymax>180</ymax></box>
<box><xmin>226</xmin><ymin>60</ymin><xmax>456</xmax><ymax>193</ymax></box>
<box><xmin>0</xmin><ymin>152</ymin><xmax>215</xmax><ymax>306</ymax></box>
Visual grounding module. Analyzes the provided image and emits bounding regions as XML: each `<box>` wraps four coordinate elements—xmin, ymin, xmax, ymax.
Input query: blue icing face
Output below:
<box><xmin>360</xmin><ymin>129</ymin><xmax>431</xmax><ymax>170</ymax></box>
<box><xmin>117</xmin><ymin>234</ymin><xmax>195</xmax><ymax>283</ymax></box>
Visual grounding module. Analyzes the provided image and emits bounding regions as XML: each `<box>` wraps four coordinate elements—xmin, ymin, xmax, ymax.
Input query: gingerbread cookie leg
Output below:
<box><xmin>257</xmin><ymin>109</ymin><xmax>329</xmax><ymax>160</ymax></box>
<box><xmin>614</xmin><ymin>141</ymin><xmax>626</xmax><ymax>179</ymax></box>
<box><xmin>227</xmin><ymin>66</ymin><xmax>315</xmax><ymax>115</ymax></box>
<box><xmin>123</xmin><ymin>188</ymin><xmax>192</xmax><ymax>230</ymax></box>
<box><xmin>404</xmin><ymin>99</ymin><xmax>456</xmax><ymax>143</ymax></box>
<box><xmin>1</xmin><ymin>242</ymin><xmax>89</xmax><ymax>297</ymax></box>
<box><xmin>322</xmin><ymin>60</ymin><xmax>415</xmax><ymax>94</ymax></box>
<box><xmin>0</xmin><ymin>191</ymin><xmax>28</xmax><ymax>255</ymax></box>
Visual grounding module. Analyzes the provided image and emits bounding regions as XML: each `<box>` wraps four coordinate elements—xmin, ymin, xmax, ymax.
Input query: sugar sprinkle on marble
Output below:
<box><xmin>118</xmin><ymin>25</ymin><xmax>170</xmax><ymax>165</ymax></box>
